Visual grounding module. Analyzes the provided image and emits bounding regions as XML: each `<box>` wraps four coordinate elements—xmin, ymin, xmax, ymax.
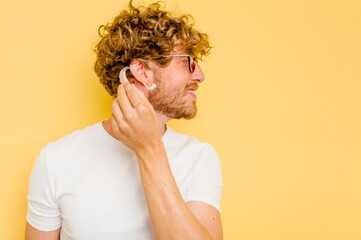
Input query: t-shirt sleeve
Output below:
<box><xmin>185</xmin><ymin>143</ymin><xmax>223</xmax><ymax>214</ymax></box>
<box><xmin>26</xmin><ymin>146</ymin><xmax>62</xmax><ymax>231</ymax></box>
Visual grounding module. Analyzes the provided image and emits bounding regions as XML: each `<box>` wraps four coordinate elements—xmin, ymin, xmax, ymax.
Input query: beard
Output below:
<box><xmin>148</xmin><ymin>73</ymin><xmax>198</xmax><ymax>120</ymax></box>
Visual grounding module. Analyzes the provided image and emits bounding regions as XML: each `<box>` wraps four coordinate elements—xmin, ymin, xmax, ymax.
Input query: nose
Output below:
<box><xmin>191</xmin><ymin>62</ymin><xmax>205</xmax><ymax>83</ymax></box>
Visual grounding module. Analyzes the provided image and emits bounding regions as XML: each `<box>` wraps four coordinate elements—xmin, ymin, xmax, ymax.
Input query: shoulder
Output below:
<box><xmin>40</xmin><ymin>122</ymin><xmax>100</xmax><ymax>160</ymax></box>
<box><xmin>165</xmin><ymin>127</ymin><xmax>218</xmax><ymax>159</ymax></box>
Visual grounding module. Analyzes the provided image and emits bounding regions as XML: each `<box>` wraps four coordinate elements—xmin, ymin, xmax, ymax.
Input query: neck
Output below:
<box><xmin>155</xmin><ymin>111</ymin><xmax>171</xmax><ymax>135</ymax></box>
<box><xmin>102</xmin><ymin>111</ymin><xmax>170</xmax><ymax>141</ymax></box>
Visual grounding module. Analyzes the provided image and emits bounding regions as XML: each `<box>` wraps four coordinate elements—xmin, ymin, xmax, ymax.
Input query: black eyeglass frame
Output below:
<box><xmin>156</xmin><ymin>54</ymin><xmax>197</xmax><ymax>73</ymax></box>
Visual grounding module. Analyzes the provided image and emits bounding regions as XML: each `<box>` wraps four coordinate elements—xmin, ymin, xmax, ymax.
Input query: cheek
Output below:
<box><xmin>164</xmin><ymin>85</ymin><xmax>186</xmax><ymax>99</ymax></box>
<box><xmin>155</xmin><ymin>73</ymin><xmax>189</xmax><ymax>96</ymax></box>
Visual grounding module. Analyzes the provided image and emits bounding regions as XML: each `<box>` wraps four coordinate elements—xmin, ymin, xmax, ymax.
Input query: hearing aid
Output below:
<box><xmin>119</xmin><ymin>67</ymin><xmax>157</xmax><ymax>91</ymax></box>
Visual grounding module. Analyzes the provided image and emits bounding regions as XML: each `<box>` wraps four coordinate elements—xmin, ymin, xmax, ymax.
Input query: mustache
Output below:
<box><xmin>185</xmin><ymin>83</ymin><xmax>198</xmax><ymax>90</ymax></box>
<box><xmin>183</xmin><ymin>83</ymin><xmax>198</xmax><ymax>97</ymax></box>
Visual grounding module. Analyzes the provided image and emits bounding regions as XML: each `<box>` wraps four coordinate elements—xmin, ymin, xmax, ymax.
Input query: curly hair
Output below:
<box><xmin>93</xmin><ymin>0</ymin><xmax>211</xmax><ymax>97</ymax></box>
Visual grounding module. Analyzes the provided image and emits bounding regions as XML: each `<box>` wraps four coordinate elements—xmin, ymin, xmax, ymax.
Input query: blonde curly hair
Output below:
<box><xmin>93</xmin><ymin>0</ymin><xmax>211</xmax><ymax>97</ymax></box>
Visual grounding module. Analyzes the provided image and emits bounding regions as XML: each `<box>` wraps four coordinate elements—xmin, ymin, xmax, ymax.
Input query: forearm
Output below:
<box><xmin>136</xmin><ymin>144</ymin><xmax>213</xmax><ymax>240</ymax></box>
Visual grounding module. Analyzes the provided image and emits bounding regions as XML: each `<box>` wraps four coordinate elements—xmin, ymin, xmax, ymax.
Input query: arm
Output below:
<box><xmin>136</xmin><ymin>144</ymin><xmax>222</xmax><ymax>240</ymax></box>
<box><xmin>186</xmin><ymin>201</ymin><xmax>223</xmax><ymax>240</ymax></box>
<box><xmin>25</xmin><ymin>222</ymin><xmax>60</xmax><ymax>240</ymax></box>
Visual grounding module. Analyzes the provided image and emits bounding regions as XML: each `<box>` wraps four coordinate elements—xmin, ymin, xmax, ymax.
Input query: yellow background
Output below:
<box><xmin>1</xmin><ymin>0</ymin><xmax>360</xmax><ymax>239</ymax></box>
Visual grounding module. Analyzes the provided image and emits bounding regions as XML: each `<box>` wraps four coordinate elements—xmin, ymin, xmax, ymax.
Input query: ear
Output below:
<box><xmin>129</xmin><ymin>59</ymin><xmax>155</xmax><ymax>91</ymax></box>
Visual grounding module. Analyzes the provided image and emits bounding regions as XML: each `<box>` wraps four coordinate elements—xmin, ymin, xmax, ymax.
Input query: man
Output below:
<box><xmin>26</xmin><ymin>1</ymin><xmax>223</xmax><ymax>239</ymax></box>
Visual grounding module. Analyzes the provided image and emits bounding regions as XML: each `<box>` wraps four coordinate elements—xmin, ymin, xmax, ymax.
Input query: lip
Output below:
<box><xmin>187</xmin><ymin>88</ymin><xmax>197</xmax><ymax>100</ymax></box>
<box><xmin>187</xmin><ymin>87</ymin><xmax>197</xmax><ymax>91</ymax></box>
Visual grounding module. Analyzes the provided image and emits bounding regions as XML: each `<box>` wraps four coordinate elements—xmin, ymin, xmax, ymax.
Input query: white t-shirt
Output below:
<box><xmin>26</xmin><ymin>120</ymin><xmax>223</xmax><ymax>240</ymax></box>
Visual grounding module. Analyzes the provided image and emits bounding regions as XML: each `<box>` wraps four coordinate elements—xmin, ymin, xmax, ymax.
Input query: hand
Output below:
<box><xmin>111</xmin><ymin>83</ymin><xmax>162</xmax><ymax>156</ymax></box>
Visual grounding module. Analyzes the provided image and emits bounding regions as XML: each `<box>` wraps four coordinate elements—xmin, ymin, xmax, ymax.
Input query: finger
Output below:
<box><xmin>117</xmin><ymin>83</ymin><xmax>135</xmax><ymax>112</ymax></box>
<box><xmin>124</xmin><ymin>83</ymin><xmax>148</xmax><ymax>108</ymax></box>
<box><xmin>110</xmin><ymin>114</ymin><xmax>122</xmax><ymax>138</ymax></box>
<box><xmin>132</xmin><ymin>84</ymin><xmax>148</xmax><ymax>100</ymax></box>
<box><xmin>111</xmin><ymin>111</ymin><xmax>129</xmax><ymax>136</ymax></box>
<box><xmin>131</xmin><ymin>84</ymin><xmax>155</xmax><ymax>109</ymax></box>
<box><xmin>111</xmin><ymin>98</ymin><xmax>125</xmax><ymax>124</ymax></box>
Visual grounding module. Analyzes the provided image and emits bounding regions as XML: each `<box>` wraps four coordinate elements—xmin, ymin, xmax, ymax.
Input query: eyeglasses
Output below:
<box><xmin>157</xmin><ymin>54</ymin><xmax>197</xmax><ymax>73</ymax></box>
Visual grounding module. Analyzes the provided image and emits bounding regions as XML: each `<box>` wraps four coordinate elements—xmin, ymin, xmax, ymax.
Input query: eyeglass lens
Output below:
<box><xmin>189</xmin><ymin>56</ymin><xmax>197</xmax><ymax>73</ymax></box>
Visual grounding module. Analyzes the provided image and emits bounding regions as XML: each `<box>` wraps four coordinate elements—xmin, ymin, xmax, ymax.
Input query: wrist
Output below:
<box><xmin>136</xmin><ymin>140</ymin><xmax>166</xmax><ymax>161</ymax></box>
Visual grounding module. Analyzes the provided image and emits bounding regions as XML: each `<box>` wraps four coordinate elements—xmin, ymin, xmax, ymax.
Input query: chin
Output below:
<box><xmin>155</xmin><ymin>101</ymin><xmax>197</xmax><ymax>120</ymax></box>
<box><xmin>172</xmin><ymin>106</ymin><xmax>197</xmax><ymax>120</ymax></box>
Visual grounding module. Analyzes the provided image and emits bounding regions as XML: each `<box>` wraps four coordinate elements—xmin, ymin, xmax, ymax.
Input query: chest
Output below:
<box><xmin>55</xmin><ymin>153</ymin><xmax>196</xmax><ymax>239</ymax></box>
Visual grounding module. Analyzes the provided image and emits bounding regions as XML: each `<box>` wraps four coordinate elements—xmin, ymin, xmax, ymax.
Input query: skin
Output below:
<box><xmin>26</xmin><ymin>48</ymin><xmax>223</xmax><ymax>240</ymax></box>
